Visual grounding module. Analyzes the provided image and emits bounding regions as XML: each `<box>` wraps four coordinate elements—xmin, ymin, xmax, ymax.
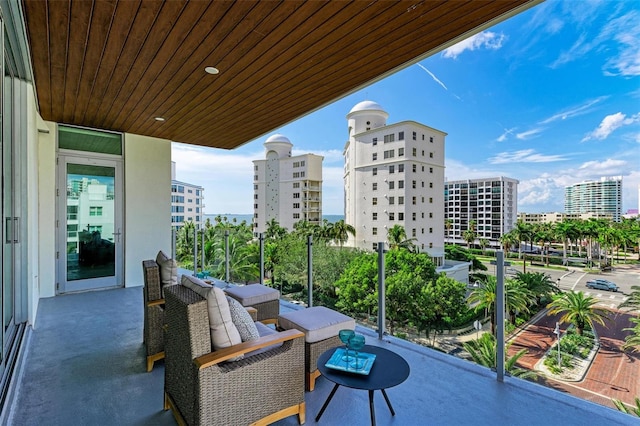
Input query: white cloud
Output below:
<box><xmin>582</xmin><ymin>112</ymin><xmax>640</xmax><ymax>141</ymax></box>
<box><xmin>539</xmin><ymin>96</ymin><xmax>608</xmax><ymax>124</ymax></box>
<box><xmin>172</xmin><ymin>143</ymin><xmax>347</xmax><ymax>215</ymax></box>
<box><xmin>602</xmin><ymin>11</ymin><xmax>640</xmax><ymax>76</ymax></box>
<box><xmin>488</xmin><ymin>149</ymin><xmax>567</xmax><ymax>164</ymax></box>
<box><xmin>516</xmin><ymin>128</ymin><xmax>544</xmax><ymax>140</ymax></box>
<box><xmin>496</xmin><ymin>128</ymin><xmax>515</xmax><ymax>142</ymax></box>
<box><xmin>416</xmin><ymin>63</ymin><xmax>447</xmax><ymax>90</ymax></box>
<box><xmin>442</xmin><ymin>31</ymin><xmax>506</xmax><ymax>59</ymax></box>
<box><xmin>518</xmin><ymin>176</ymin><xmax>559</xmax><ymax>207</ymax></box>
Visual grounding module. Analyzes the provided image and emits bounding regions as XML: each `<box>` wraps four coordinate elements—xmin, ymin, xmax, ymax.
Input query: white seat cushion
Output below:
<box><xmin>225</xmin><ymin>284</ymin><xmax>280</xmax><ymax>306</ymax></box>
<box><xmin>181</xmin><ymin>275</ymin><xmax>242</xmax><ymax>351</ymax></box>
<box><xmin>278</xmin><ymin>306</ymin><xmax>355</xmax><ymax>343</ymax></box>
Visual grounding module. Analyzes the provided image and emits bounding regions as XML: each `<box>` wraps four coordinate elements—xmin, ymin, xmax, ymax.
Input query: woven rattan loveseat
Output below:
<box><xmin>163</xmin><ymin>284</ymin><xmax>307</xmax><ymax>426</ymax></box>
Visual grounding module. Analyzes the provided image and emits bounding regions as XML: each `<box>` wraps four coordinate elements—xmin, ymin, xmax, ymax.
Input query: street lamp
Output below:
<box><xmin>553</xmin><ymin>322</ymin><xmax>561</xmax><ymax>369</ymax></box>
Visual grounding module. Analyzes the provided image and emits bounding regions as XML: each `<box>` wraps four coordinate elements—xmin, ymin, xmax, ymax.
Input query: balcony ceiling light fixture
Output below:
<box><xmin>154</xmin><ymin>117</ymin><xmax>165</xmax><ymax>122</ymax></box>
<box><xmin>205</xmin><ymin>66</ymin><xmax>219</xmax><ymax>75</ymax></box>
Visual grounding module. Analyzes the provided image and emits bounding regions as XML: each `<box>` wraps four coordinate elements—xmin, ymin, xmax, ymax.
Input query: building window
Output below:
<box><xmin>301</xmin><ymin>171</ymin><xmax>305</xmax><ymax>177</ymax></box>
<box><xmin>430</xmin><ymin>136</ymin><xmax>434</xmax><ymax>143</ymax></box>
<box><xmin>293</xmin><ymin>193</ymin><xmax>300</xmax><ymax>199</ymax></box>
<box><xmin>412</xmin><ymin>180</ymin><xmax>416</xmax><ymax>189</ymax></box>
<box><xmin>399</xmin><ymin>212</ymin><xmax>404</xmax><ymax>220</ymax></box>
<box><xmin>429</xmin><ymin>212</ymin><xmax>433</xmax><ymax>218</ymax></box>
<box><xmin>384</xmin><ymin>134</ymin><xmax>395</xmax><ymax>143</ymax></box>
<box><xmin>254</xmin><ymin>194</ymin><xmax>258</xmax><ymax>199</ymax></box>
<box><xmin>389</xmin><ymin>165</ymin><xmax>395</xmax><ymax>174</ymax></box>
<box><xmin>389</xmin><ymin>212</ymin><xmax>395</xmax><ymax>220</ymax></box>
<box><xmin>372</xmin><ymin>242</ymin><xmax>378</xmax><ymax>250</ymax></box>
<box><xmin>412</xmin><ymin>164</ymin><xmax>417</xmax><ymax>173</ymax></box>
<box><xmin>412</xmin><ymin>196</ymin><xmax>416</xmax><ymax>205</ymax></box>
<box><xmin>373</xmin><ymin>137</ymin><xmax>378</xmax><ymax>146</ymax></box>
<box><xmin>383</xmin><ymin>149</ymin><xmax>395</xmax><ymax>159</ymax></box>
<box><xmin>254</xmin><ymin>184</ymin><xmax>258</xmax><ymax>190</ymax></box>
<box><xmin>398</xmin><ymin>147</ymin><xmax>404</xmax><ymax>156</ymax></box>
<box><xmin>293</xmin><ymin>213</ymin><xmax>300</xmax><ymax>219</ymax></box>
<box><xmin>421</xmin><ymin>212</ymin><xmax>425</xmax><ymax>218</ymax></box>
<box><xmin>372</xmin><ymin>153</ymin><xmax>377</xmax><ymax>161</ymax></box>
<box><xmin>389</xmin><ymin>181</ymin><xmax>395</xmax><ymax>189</ymax></box>
<box><xmin>372</xmin><ymin>212</ymin><xmax>378</xmax><ymax>221</ymax></box>
<box><xmin>372</xmin><ymin>182</ymin><xmax>378</xmax><ymax>190</ymax></box>
<box><xmin>429</xmin><ymin>227</ymin><xmax>433</xmax><ymax>233</ymax></box>
<box><xmin>254</xmin><ymin>203</ymin><xmax>258</xmax><ymax>209</ymax></box>
<box><xmin>429</xmin><ymin>242</ymin><xmax>433</xmax><ymax>248</ymax></box>
<box><xmin>293</xmin><ymin>172</ymin><xmax>300</xmax><ymax>178</ymax></box>
<box><xmin>398</xmin><ymin>196</ymin><xmax>404</xmax><ymax>205</ymax></box>
<box><xmin>373</xmin><ymin>227</ymin><xmax>378</xmax><ymax>236</ymax></box>
<box><xmin>293</xmin><ymin>203</ymin><xmax>300</xmax><ymax>208</ymax></box>
<box><xmin>254</xmin><ymin>165</ymin><xmax>258</xmax><ymax>171</ymax></box>
<box><xmin>429</xmin><ymin>197</ymin><xmax>433</xmax><ymax>203</ymax></box>
<box><xmin>293</xmin><ymin>182</ymin><xmax>300</xmax><ymax>188</ymax></box>
<box><xmin>389</xmin><ymin>196</ymin><xmax>395</xmax><ymax>205</ymax></box>
<box><xmin>398</xmin><ymin>164</ymin><xmax>404</xmax><ymax>172</ymax></box>
<box><xmin>412</xmin><ymin>228</ymin><xmax>416</xmax><ymax>237</ymax></box>
<box><xmin>412</xmin><ymin>131</ymin><xmax>417</xmax><ymax>140</ymax></box>
<box><xmin>398</xmin><ymin>180</ymin><xmax>404</xmax><ymax>189</ymax></box>
<box><xmin>422</xmin><ymin>181</ymin><xmax>425</xmax><ymax>188</ymax></box>
<box><xmin>430</xmin><ymin>152</ymin><xmax>434</xmax><ymax>158</ymax></box>
<box><xmin>301</xmin><ymin>160</ymin><xmax>305</xmax><ymax>166</ymax></box>
<box><xmin>412</xmin><ymin>212</ymin><xmax>416</xmax><ymax>220</ymax></box>
<box><xmin>254</xmin><ymin>175</ymin><xmax>258</xmax><ymax>181</ymax></box>
<box><xmin>89</xmin><ymin>206</ymin><xmax>103</xmax><ymax>216</ymax></box>
<box><xmin>412</xmin><ymin>147</ymin><xmax>417</xmax><ymax>156</ymax></box>
<box><xmin>429</xmin><ymin>167</ymin><xmax>433</xmax><ymax>173</ymax></box>
<box><xmin>373</xmin><ymin>197</ymin><xmax>378</xmax><ymax>206</ymax></box>
<box><xmin>398</xmin><ymin>131</ymin><xmax>404</xmax><ymax>140</ymax></box>
<box><xmin>373</xmin><ymin>168</ymin><xmax>378</xmax><ymax>176</ymax></box>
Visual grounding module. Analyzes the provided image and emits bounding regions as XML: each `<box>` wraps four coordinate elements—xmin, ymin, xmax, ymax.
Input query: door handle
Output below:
<box><xmin>13</xmin><ymin>217</ymin><xmax>19</xmax><ymax>243</ymax></box>
<box><xmin>112</xmin><ymin>228</ymin><xmax>122</xmax><ymax>243</ymax></box>
<box><xmin>5</xmin><ymin>217</ymin><xmax>10</xmax><ymax>243</ymax></box>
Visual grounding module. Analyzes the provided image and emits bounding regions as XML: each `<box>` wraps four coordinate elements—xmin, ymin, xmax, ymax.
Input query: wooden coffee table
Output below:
<box><xmin>315</xmin><ymin>344</ymin><xmax>410</xmax><ymax>426</ymax></box>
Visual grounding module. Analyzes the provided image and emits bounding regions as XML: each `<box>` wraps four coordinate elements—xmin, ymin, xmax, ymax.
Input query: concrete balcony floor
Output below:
<box><xmin>5</xmin><ymin>286</ymin><xmax>636</xmax><ymax>425</ymax></box>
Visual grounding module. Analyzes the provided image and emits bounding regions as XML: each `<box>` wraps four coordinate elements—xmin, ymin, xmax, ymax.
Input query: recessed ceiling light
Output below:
<box><xmin>205</xmin><ymin>66</ymin><xmax>219</xmax><ymax>75</ymax></box>
<box><xmin>155</xmin><ymin>117</ymin><xmax>165</xmax><ymax>122</ymax></box>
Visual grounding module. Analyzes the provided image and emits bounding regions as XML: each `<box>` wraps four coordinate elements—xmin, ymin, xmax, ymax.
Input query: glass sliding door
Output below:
<box><xmin>58</xmin><ymin>156</ymin><xmax>123</xmax><ymax>293</ymax></box>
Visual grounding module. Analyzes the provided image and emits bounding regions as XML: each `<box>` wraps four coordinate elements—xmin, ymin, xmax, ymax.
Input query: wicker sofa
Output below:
<box><xmin>163</xmin><ymin>284</ymin><xmax>306</xmax><ymax>426</ymax></box>
<box><xmin>142</xmin><ymin>259</ymin><xmax>165</xmax><ymax>371</ymax></box>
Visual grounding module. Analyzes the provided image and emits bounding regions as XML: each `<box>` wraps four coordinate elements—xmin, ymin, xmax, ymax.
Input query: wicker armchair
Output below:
<box><xmin>163</xmin><ymin>284</ymin><xmax>306</xmax><ymax>426</ymax></box>
<box><xmin>142</xmin><ymin>259</ymin><xmax>165</xmax><ymax>371</ymax></box>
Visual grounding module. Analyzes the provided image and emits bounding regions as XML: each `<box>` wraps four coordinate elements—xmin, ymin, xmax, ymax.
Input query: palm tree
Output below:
<box><xmin>463</xmin><ymin>219</ymin><xmax>477</xmax><ymax>250</ymax></box>
<box><xmin>387</xmin><ymin>224</ymin><xmax>416</xmax><ymax>251</ymax></box>
<box><xmin>513</xmin><ymin>221</ymin><xmax>531</xmax><ymax>259</ymax></box>
<box><xmin>478</xmin><ymin>238</ymin><xmax>489</xmax><ymax>255</ymax></box>
<box><xmin>613</xmin><ymin>397</ymin><xmax>640</xmax><ymax>417</ymax></box>
<box><xmin>467</xmin><ymin>276</ymin><xmax>531</xmax><ymax>335</ymax></box>
<box><xmin>500</xmin><ymin>230</ymin><xmax>518</xmax><ymax>254</ymax></box>
<box><xmin>546</xmin><ymin>291</ymin><xmax>609</xmax><ymax>335</ymax></box>
<box><xmin>331</xmin><ymin>219</ymin><xmax>355</xmax><ymax>247</ymax></box>
<box><xmin>619</xmin><ymin>285</ymin><xmax>640</xmax><ymax>311</ymax></box>
<box><xmin>554</xmin><ymin>220</ymin><xmax>579</xmax><ymax>264</ymax></box>
<box><xmin>621</xmin><ymin>316</ymin><xmax>640</xmax><ymax>353</ymax></box>
<box><xmin>463</xmin><ymin>333</ymin><xmax>537</xmax><ymax>381</ymax></box>
<box><xmin>265</xmin><ymin>218</ymin><xmax>287</xmax><ymax>240</ymax></box>
<box><xmin>515</xmin><ymin>272</ymin><xmax>560</xmax><ymax>305</ymax></box>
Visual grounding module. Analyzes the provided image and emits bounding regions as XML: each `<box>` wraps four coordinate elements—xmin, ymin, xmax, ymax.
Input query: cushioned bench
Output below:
<box><xmin>225</xmin><ymin>284</ymin><xmax>280</xmax><ymax>324</ymax></box>
<box><xmin>279</xmin><ymin>306</ymin><xmax>355</xmax><ymax>391</ymax></box>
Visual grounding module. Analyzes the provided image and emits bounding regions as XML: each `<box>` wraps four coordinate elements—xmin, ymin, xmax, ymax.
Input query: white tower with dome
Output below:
<box><xmin>343</xmin><ymin>101</ymin><xmax>447</xmax><ymax>266</ymax></box>
<box><xmin>253</xmin><ymin>134</ymin><xmax>323</xmax><ymax>236</ymax></box>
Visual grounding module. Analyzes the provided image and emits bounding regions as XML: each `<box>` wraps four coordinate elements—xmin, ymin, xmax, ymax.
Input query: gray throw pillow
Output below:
<box><xmin>226</xmin><ymin>296</ymin><xmax>260</xmax><ymax>342</ymax></box>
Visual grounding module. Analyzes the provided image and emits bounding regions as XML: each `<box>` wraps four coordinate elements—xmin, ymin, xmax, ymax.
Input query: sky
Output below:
<box><xmin>172</xmin><ymin>0</ymin><xmax>640</xmax><ymax>216</ymax></box>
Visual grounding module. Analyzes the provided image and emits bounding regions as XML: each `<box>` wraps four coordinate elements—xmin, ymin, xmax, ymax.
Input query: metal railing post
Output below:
<box><xmin>259</xmin><ymin>233</ymin><xmax>265</xmax><ymax>285</ymax></box>
<box><xmin>171</xmin><ymin>228</ymin><xmax>176</xmax><ymax>259</ymax></box>
<box><xmin>377</xmin><ymin>242</ymin><xmax>385</xmax><ymax>340</ymax></box>
<box><xmin>307</xmin><ymin>235</ymin><xmax>313</xmax><ymax>307</ymax></box>
<box><xmin>496</xmin><ymin>250</ymin><xmax>505</xmax><ymax>382</ymax></box>
<box><xmin>201</xmin><ymin>229</ymin><xmax>205</xmax><ymax>276</ymax></box>
<box><xmin>193</xmin><ymin>226</ymin><xmax>198</xmax><ymax>276</ymax></box>
<box><xmin>225</xmin><ymin>230</ymin><xmax>230</xmax><ymax>282</ymax></box>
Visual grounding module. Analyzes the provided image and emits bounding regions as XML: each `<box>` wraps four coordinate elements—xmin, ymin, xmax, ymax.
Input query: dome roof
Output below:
<box><xmin>265</xmin><ymin>134</ymin><xmax>291</xmax><ymax>144</ymax></box>
<box><xmin>348</xmin><ymin>100</ymin><xmax>385</xmax><ymax>114</ymax></box>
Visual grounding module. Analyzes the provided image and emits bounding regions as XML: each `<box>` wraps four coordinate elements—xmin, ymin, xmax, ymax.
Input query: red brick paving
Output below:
<box><xmin>507</xmin><ymin>309</ymin><xmax>640</xmax><ymax>410</ymax></box>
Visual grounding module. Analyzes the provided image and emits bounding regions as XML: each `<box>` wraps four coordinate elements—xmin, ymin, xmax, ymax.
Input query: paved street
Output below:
<box><xmin>508</xmin><ymin>308</ymin><xmax>640</xmax><ymax>411</ymax></box>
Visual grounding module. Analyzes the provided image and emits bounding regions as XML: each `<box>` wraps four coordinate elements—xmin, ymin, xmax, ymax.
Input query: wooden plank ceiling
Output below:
<box><xmin>22</xmin><ymin>0</ymin><xmax>536</xmax><ymax>150</ymax></box>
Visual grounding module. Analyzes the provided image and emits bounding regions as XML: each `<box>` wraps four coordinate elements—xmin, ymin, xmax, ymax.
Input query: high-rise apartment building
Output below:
<box><xmin>518</xmin><ymin>212</ymin><xmax>613</xmax><ymax>224</ymax></box>
<box><xmin>253</xmin><ymin>135</ymin><xmax>323</xmax><ymax>236</ymax></box>
<box><xmin>565</xmin><ymin>176</ymin><xmax>622</xmax><ymax>222</ymax></box>
<box><xmin>444</xmin><ymin>177</ymin><xmax>518</xmax><ymax>248</ymax></box>
<box><xmin>171</xmin><ymin>161</ymin><xmax>205</xmax><ymax>229</ymax></box>
<box><xmin>343</xmin><ymin>101</ymin><xmax>446</xmax><ymax>266</ymax></box>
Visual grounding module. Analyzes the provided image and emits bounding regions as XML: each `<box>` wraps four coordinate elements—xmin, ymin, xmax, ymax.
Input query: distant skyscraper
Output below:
<box><xmin>445</xmin><ymin>177</ymin><xmax>518</xmax><ymax>248</ymax></box>
<box><xmin>171</xmin><ymin>161</ymin><xmax>205</xmax><ymax>229</ymax></box>
<box><xmin>343</xmin><ymin>101</ymin><xmax>446</xmax><ymax>265</ymax></box>
<box><xmin>252</xmin><ymin>135</ymin><xmax>323</xmax><ymax>235</ymax></box>
<box><xmin>564</xmin><ymin>176</ymin><xmax>622</xmax><ymax>222</ymax></box>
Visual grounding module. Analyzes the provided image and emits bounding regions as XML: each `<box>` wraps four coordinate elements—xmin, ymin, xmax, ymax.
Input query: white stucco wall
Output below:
<box><xmin>124</xmin><ymin>134</ymin><xmax>172</xmax><ymax>287</ymax></box>
<box><xmin>37</xmin><ymin>120</ymin><xmax>57</xmax><ymax>301</ymax></box>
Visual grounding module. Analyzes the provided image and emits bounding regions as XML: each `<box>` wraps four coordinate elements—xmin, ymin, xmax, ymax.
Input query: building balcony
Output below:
<box><xmin>4</xmin><ymin>286</ymin><xmax>633</xmax><ymax>425</ymax></box>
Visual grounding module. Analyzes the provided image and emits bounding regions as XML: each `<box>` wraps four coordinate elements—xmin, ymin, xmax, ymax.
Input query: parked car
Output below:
<box><xmin>585</xmin><ymin>279</ymin><xmax>619</xmax><ymax>292</ymax></box>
